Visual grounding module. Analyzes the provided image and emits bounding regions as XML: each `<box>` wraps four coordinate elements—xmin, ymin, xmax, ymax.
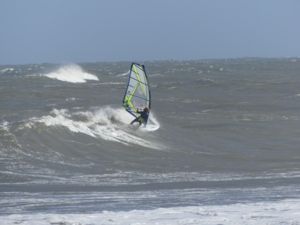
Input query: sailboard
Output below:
<box><xmin>122</xmin><ymin>63</ymin><xmax>151</xmax><ymax>123</ymax></box>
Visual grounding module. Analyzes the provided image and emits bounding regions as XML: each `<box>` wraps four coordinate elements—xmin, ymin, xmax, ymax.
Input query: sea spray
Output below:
<box><xmin>45</xmin><ymin>64</ymin><xmax>99</xmax><ymax>83</ymax></box>
<box><xmin>26</xmin><ymin>106</ymin><xmax>162</xmax><ymax>149</ymax></box>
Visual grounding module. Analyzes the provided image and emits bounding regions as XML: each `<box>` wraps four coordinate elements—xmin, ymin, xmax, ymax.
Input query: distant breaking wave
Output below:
<box><xmin>45</xmin><ymin>64</ymin><xmax>99</xmax><ymax>83</ymax></box>
<box><xmin>0</xmin><ymin>67</ymin><xmax>15</xmax><ymax>73</ymax></box>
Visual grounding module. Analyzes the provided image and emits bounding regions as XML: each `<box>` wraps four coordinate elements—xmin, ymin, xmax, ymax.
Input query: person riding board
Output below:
<box><xmin>123</xmin><ymin>95</ymin><xmax>150</xmax><ymax>126</ymax></box>
<box><xmin>130</xmin><ymin>107</ymin><xmax>149</xmax><ymax>126</ymax></box>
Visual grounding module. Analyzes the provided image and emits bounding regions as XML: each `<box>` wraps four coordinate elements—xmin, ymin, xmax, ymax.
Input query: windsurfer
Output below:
<box><xmin>130</xmin><ymin>107</ymin><xmax>149</xmax><ymax>126</ymax></box>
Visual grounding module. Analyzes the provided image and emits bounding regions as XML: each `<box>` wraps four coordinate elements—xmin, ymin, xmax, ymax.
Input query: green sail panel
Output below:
<box><xmin>123</xmin><ymin>63</ymin><xmax>151</xmax><ymax>118</ymax></box>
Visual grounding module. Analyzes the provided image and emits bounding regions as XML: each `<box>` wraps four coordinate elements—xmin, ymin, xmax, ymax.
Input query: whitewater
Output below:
<box><xmin>1</xmin><ymin>59</ymin><xmax>300</xmax><ymax>224</ymax></box>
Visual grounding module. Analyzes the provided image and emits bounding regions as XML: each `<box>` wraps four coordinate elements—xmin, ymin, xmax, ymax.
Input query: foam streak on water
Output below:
<box><xmin>1</xmin><ymin>199</ymin><xmax>300</xmax><ymax>225</ymax></box>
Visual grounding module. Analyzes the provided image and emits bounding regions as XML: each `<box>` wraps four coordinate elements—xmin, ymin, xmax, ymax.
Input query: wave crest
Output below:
<box><xmin>27</xmin><ymin>107</ymin><xmax>162</xmax><ymax>149</ymax></box>
<box><xmin>45</xmin><ymin>64</ymin><xmax>99</xmax><ymax>83</ymax></box>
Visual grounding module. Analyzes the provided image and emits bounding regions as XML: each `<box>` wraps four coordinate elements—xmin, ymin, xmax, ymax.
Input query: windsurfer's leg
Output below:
<box><xmin>138</xmin><ymin>117</ymin><xmax>145</xmax><ymax>125</ymax></box>
<box><xmin>130</xmin><ymin>118</ymin><xmax>139</xmax><ymax>125</ymax></box>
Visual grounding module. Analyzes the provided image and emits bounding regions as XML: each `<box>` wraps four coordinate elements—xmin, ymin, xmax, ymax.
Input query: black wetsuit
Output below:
<box><xmin>130</xmin><ymin>110</ymin><xmax>149</xmax><ymax>126</ymax></box>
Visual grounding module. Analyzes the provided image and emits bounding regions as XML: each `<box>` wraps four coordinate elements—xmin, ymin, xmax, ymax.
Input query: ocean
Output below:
<box><xmin>1</xmin><ymin>58</ymin><xmax>300</xmax><ymax>224</ymax></box>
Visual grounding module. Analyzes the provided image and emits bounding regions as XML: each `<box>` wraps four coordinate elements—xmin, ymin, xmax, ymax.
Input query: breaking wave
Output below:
<box><xmin>44</xmin><ymin>64</ymin><xmax>99</xmax><ymax>83</ymax></box>
<box><xmin>26</xmin><ymin>106</ymin><xmax>162</xmax><ymax>149</ymax></box>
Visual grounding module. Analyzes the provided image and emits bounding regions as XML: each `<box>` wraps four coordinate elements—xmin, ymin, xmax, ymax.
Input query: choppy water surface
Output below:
<box><xmin>1</xmin><ymin>59</ymin><xmax>300</xmax><ymax>224</ymax></box>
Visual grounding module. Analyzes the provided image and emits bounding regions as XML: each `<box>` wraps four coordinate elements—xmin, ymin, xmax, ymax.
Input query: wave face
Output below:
<box><xmin>1</xmin><ymin>59</ymin><xmax>300</xmax><ymax>223</ymax></box>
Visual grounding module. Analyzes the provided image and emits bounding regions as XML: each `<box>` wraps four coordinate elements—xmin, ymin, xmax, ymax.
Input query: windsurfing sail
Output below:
<box><xmin>122</xmin><ymin>63</ymin><xmax>151</xmax><ymax>120</ymax></box>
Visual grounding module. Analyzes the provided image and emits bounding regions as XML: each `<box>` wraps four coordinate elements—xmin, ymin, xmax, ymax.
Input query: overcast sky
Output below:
<box><xmin>0</xmin><ymin>0</ymin><xmax>299</xmax><ymax>65</ymax></box>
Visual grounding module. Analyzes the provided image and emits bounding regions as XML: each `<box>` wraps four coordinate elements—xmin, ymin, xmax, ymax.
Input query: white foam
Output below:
<box><xmin>27</xmin><ymin>107</ymin><xmax>163</xmax><ymax>149</ymax></box>
<box><xmin>140</xmin><ymin>113</ymin><xmax>160</xmax><ymax>132</ymax></box>
<box><xmin>0</xmin><ymin>121</ymin><xmax>10</xmax><ymax>131</ymax></box>
<box><xmin>45</xmin><ymin>64</ymin><xmax>99</xmax><ymax>83</ymax></box>
<box><xmin>65</xmin><ymin>97</ymin><xmax>77</xmax><ymax>102</ymax></box>
<box><xmin>99</xmin><ymin>81</ymin><xmax>124</xmax><ymax>85</ymax></box>
<box><xmin>1</xmin><ymin>199</ymin><xmax>300</xmax><ymax>225</ymax></box>
<box><xmin>116</xmin><ymin>70</ymin><xmax>130</xmax><ymax>77</ymax></box>
<box><xmin>0</xmin><ymin>67</ymin><xmax>14</xmax><ymax>73</ymax></box>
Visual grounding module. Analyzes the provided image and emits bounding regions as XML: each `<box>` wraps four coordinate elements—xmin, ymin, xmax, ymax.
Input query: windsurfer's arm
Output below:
<box><xmin>136</xmin><ymin>108</ymin><xmax>143</xmax><ymax>113</ymax></box>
